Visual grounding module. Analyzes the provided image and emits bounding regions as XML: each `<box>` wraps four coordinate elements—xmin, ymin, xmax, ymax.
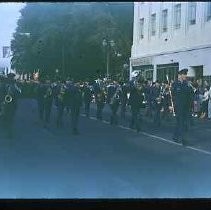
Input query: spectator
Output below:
<box><xmin>200</xmin><ymin>87</ymin><xmax>209</xmax><ymax>119</ymax></box>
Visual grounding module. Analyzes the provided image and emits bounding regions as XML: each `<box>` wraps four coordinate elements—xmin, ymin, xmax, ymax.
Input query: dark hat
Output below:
<box><xmin>178</xmin><ymin>68</ymin><xmax>188</xmax><ymax>75</ymax></box>
<box><xmin>7</xmin><ymin>73</ymin><xmax>16</xmax><ymax>79</ymax></box>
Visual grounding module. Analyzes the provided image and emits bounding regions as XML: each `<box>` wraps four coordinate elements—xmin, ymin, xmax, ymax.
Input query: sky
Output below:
<box><xmin>0</xmin><ymin>2</ymin><xmax>25</xmax><ymax>49</ymax></box>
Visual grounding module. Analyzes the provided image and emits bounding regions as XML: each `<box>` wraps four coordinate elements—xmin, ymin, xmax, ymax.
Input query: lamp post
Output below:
<box><xmin>102</xmin><ymin>39</ymin><xmax>115</xmax><ymax>78</ymax></box>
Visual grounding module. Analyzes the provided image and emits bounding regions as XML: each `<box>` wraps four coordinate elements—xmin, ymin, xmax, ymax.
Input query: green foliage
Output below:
<box><xmin>11</xmin><ymin>2</ymin><xmax>133</xmax><ymax>80</ymax></box>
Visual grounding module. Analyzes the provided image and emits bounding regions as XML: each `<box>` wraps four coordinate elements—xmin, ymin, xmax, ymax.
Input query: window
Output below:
<box><xmin>188</xmin><ymin>2</ymin><xmax>197</xmax><ymax>25</ymax></box>
<box><xmin>162</xmin><ymin>9</ymin><xmax>168</xmax><ymax>32</ymax></box>
<box><xmin>174</xmin><ymin>4</ymin><xmax>181</xmax><ymax>29</ymax></box>
<box><xmin>207</xmin><ymin>2</ymin><xmax>211</xmax><ymax>21</ymax></box>
<box><xmin>151</xmin><ymin>13</ymin><xmax>156</xmax><ymax>36</ymax></box>
<box><xmin>140</xmin><ymin>18</ymin><xmax>144</xmax><ymax>39</ymax></box>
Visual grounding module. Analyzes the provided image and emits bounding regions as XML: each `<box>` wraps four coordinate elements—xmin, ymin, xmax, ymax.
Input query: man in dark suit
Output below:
<box><xmin>172</xmin><ymin>68</ymin><xmax>193</xmax><ymax>146</ymax></box>
<box><xmin>68</xmin><ymin>82</ymin><xmax>83</xmax><ymax>135</ymax></box>
<box><xmin>128</xmin><ymin>84</ymin><xmax>144</xmax><ymax>132</ymax></box>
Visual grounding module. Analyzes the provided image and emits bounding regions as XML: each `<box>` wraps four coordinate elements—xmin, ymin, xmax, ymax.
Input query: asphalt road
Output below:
<box><xmin>0</xmin><ymin>99</ymin><xmax>211</xmax><ymax>198</ymax></box>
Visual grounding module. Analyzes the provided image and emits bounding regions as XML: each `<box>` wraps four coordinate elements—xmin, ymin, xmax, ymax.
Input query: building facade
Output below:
<box><xmin>130</xmin><ymin>2</ymin><xmax>211</xmax><ymax>83</ymax></box>
<box><xmin>0</xmin><ymin>46</ymin><xmax>12</xmax><ymax>75</ymax></box>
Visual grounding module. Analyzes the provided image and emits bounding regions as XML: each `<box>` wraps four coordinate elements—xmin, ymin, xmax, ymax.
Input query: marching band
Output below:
<box><xmin>0</xmin><ymin>69</ymin><xmax>210</xmax><ymax>146</ymax></box>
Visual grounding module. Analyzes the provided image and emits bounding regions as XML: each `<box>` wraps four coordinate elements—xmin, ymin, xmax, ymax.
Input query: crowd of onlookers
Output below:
<box><xmin>191</xmin><ymin>80</ymin><xmax>211</xmax><ymax>120</ymax></box>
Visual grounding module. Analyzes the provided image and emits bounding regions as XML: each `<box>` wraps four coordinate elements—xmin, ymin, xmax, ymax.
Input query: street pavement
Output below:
<box><xmin>1</xmin><ymin>99</ymin><xmax>211</xmax><ymax>198</ymax></box>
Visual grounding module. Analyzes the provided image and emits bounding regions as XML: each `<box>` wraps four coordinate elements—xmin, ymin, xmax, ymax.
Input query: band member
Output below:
<box><xmin>0</xmin><ymin>75</ymin><xmax>6</xmax><ymax>115</ymax></box>
<box><xmin>151</xmin><ymin>81</ymin><xmax>162</xmax><ymax>127</ymax></box>
<box><xmin>119</xmin><ymin>82</ymin><xmax>128</xmax><ymax>120</ymax></box>
<box><xmin>162</xmin><ymin>83</ymin><xmax>171</xmax><ymax>121</ymax></box>
<box><xmin>109</xmin><ymin>87</ymin><xmax>121</xmax><ymax>125</ymax></box>
<box><xmin>36</xmin><ymin>76</ymin><xmax>53</xmax><ymax>128</ymax></box>
<box><xmin>172</xmin><ymin>68</ymin><xmax>193</xmax><ymax>146</ymax></box>
<box><xmin>128</xmin><ymin>84</ymin><xmax>144</xmax><ymax>132</ymax></box>
<box><xmin>96</xmin><ymin>88</ymin><xmax>106</xmax><ymax>120</ymax></box>
<box><xmin>82</xmin><ymin>82</ymin><xmax>93</xmax><ymax>118</ymax></box>
<box><xmin>68</xmin><ymin>82</ymin><xmax>83</xmax><ymax>135</ymax></box>
<box><xmin>1</xmin><ymin>73</ymin><xmax>21</xmax><ymax>138</ymax></box>
<box><xmin>106</xmin><ymin>81</ymin><xmax>117</xmax><ymax>104</ymax></box>
<box><xmin>55</xmin><ymin>80</ymin><xmax>67</xmax><ymax>128</ymax></box>
<box><xmin>148</xmin><ymin>81</ymin><xmax>154</xmax><ymax>118</ymax></box>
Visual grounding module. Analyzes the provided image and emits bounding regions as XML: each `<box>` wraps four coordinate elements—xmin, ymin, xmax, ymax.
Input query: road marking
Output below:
<box><xmin>81</xmin><ymin>115</ymin><xmax>211</xmax><ymax>156</ymax></box>
<box><xmin>186</xmin><ymin>146</ymin><xmax>211</xmax><ymax>155</ymax></box>
<box><xmin>103</xmin><ymin>120</ymin><xmax>109</xmax><ymax>124</ymax></box>
<box><xmin>90</xmin><ymin>116</ymin><xmax>97</xmax><ymax>121</ymax></box>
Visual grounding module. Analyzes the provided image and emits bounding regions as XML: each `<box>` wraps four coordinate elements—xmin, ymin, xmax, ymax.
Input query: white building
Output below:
<box><xmin>130</xmin><ymin>2</ymin><xmax>211</xmax><ymax>83</ymax></box>
<box><xmin>0</xmin><ymin>46</ymin><xmax>12</xmax><ymax>75</ymax></box>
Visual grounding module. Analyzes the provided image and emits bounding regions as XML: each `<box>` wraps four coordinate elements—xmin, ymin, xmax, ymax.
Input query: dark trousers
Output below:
<box><xmin>162</xmin><ymin>105</ymin><xmax>170</xmax><ymax>121</ymax></box>
<box><xmin>96</xmin><ymin>103</ymin><xmax>104</xmax><ymax>120</ymax></box>
<box><xmin>130</xmin><ymin>107</ymin><xmax>141</xmax><ymax>131</ymax></box>
<box><xmin>38</xmin><ymin>100</ymin><xmax>52</xmax><ymax>124</ymax></box>
<box><xmin>84</xmin><ymin>101</ymin><xmax>90</xmax><ymax>117</ymax></box>
<box><xmin>173</xmin><ymin>111</ymin><xmax>189</xmax><ymax>142</ymax></box>
<box><xmin>70</xmin><ymin>106</ymin><xmax>80</xmax><ymax>132</ymax></box>
<box><xmin>146</xmin><ymin>101</ymin><xmax>153</xmax><ymax>118</ymax></box>
<box><xmin>110</xmin><ymin>103</ymin><xmax>119</xmax><ymax>125</ymax></box>
<box><xmin>57</xmin><ymin>103</ymin><xmax>64</xmax><ymax>127</ymax></box>
<box><xmin>201</xmin><ymin>100</ymin><xmax>208</xmax><ymax>116</ymax></box>
<box><xmin>120</xmin><ymin>102</ymin><xmax>126</xmax><ymax>119</ymax></box>
<box><xmin>153</xmin><ymin>104</ymin><xmax>161</xmax><ymax>127</ymax></box>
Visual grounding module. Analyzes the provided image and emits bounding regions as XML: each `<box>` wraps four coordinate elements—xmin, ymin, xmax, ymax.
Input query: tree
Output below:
<box><xmin>11</xmin><ymin>2</ymin><xmax>133</xmax><ymax>80</ymax></box>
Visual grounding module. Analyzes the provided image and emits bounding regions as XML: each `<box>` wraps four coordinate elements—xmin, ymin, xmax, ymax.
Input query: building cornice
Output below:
<box><xmin>130</xmin><ymin>43</ymin><xmax>211</xmax><ymax>62</ymax></box>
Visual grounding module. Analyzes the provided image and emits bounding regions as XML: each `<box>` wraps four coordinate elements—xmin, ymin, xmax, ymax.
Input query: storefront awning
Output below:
<box><xmin>131</xmin><ymin>56</ymin><xmax>153</xmax><ymax>66</ymax></box>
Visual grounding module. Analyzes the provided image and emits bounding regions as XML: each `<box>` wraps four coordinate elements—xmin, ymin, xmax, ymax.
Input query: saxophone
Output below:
<box><xmin>58</xmin><ymin>85</ymin><xmax>66</xmax><ymax>101</ymax></box>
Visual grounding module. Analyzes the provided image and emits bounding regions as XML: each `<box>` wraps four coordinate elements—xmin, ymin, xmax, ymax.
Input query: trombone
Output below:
<box><xmin>166</xmin><ymin>74</ymin><xmax>176</xmax><ymax>117</ymax></box>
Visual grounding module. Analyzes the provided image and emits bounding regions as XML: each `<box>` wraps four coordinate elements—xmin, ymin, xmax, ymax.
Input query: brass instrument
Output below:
<box><xmin>5</xmin><ymin>94</ymin><xmax>13</xmax><ymax>103</ymax></box>
<box><xmin>4</xmin><ymin>85</ymin><xmax>13</xmax><ymax>104</ymax></box>
<box><xmin>44</xmin><ymin>86</ymin><xmax>52</xmax><ymax>99</ymax></box>
<box><xmin>58</xmin><ymin>85</ymin><xmax>66</xmax><ymax>101</ymax></box>
<box><xmin>166</xmin><ymin>74</ymin><xmax>176</xmax><ymax>117</ymax></box>
<box><xmin>110</xmin><ymin>90</ymin><xmax>120</xmax><ymax>105</ymax></box>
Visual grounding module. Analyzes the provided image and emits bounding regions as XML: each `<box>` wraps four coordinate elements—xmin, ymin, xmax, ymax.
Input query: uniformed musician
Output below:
<box><xmin>68</xmin><ymin>82</ymin><xmax>83</xmax><ymax>135</ymax></box>
<box><xmin>36</xmin><ymin>76</ymin><xmax>53</xmax><ymax>128</ymax></box>
<box><xmin>172</xmin><ymin>68</ymin><xmax>193</xmax><ymax>146</ymax></box>
<box><xmin>109</xmin><ymin>86</ymin><xmax>121</xmax><ymax>125</ymax></box>
<box><xmin>1</xmin><ymin>73</ymin><xmax>21</xmax><ymax>138</ymax></box>
<box><xmin>128</xmin><ymin>83</ymin><xmax>144</xmax><ymax>132</ymax></box>
<box><xmin>95</xmin><ymin>88</ymin><xmax>106</xmax><ymax>121</ymax></box>
<box><xmin>55</xmin><ymin>80</ymin><xmax>67</xmax><ymax>128</ymax></box>
<box><xmin>82</xmin><ymin>82</ymin><xmax>93</xmax><ymax>118</ymax></box>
